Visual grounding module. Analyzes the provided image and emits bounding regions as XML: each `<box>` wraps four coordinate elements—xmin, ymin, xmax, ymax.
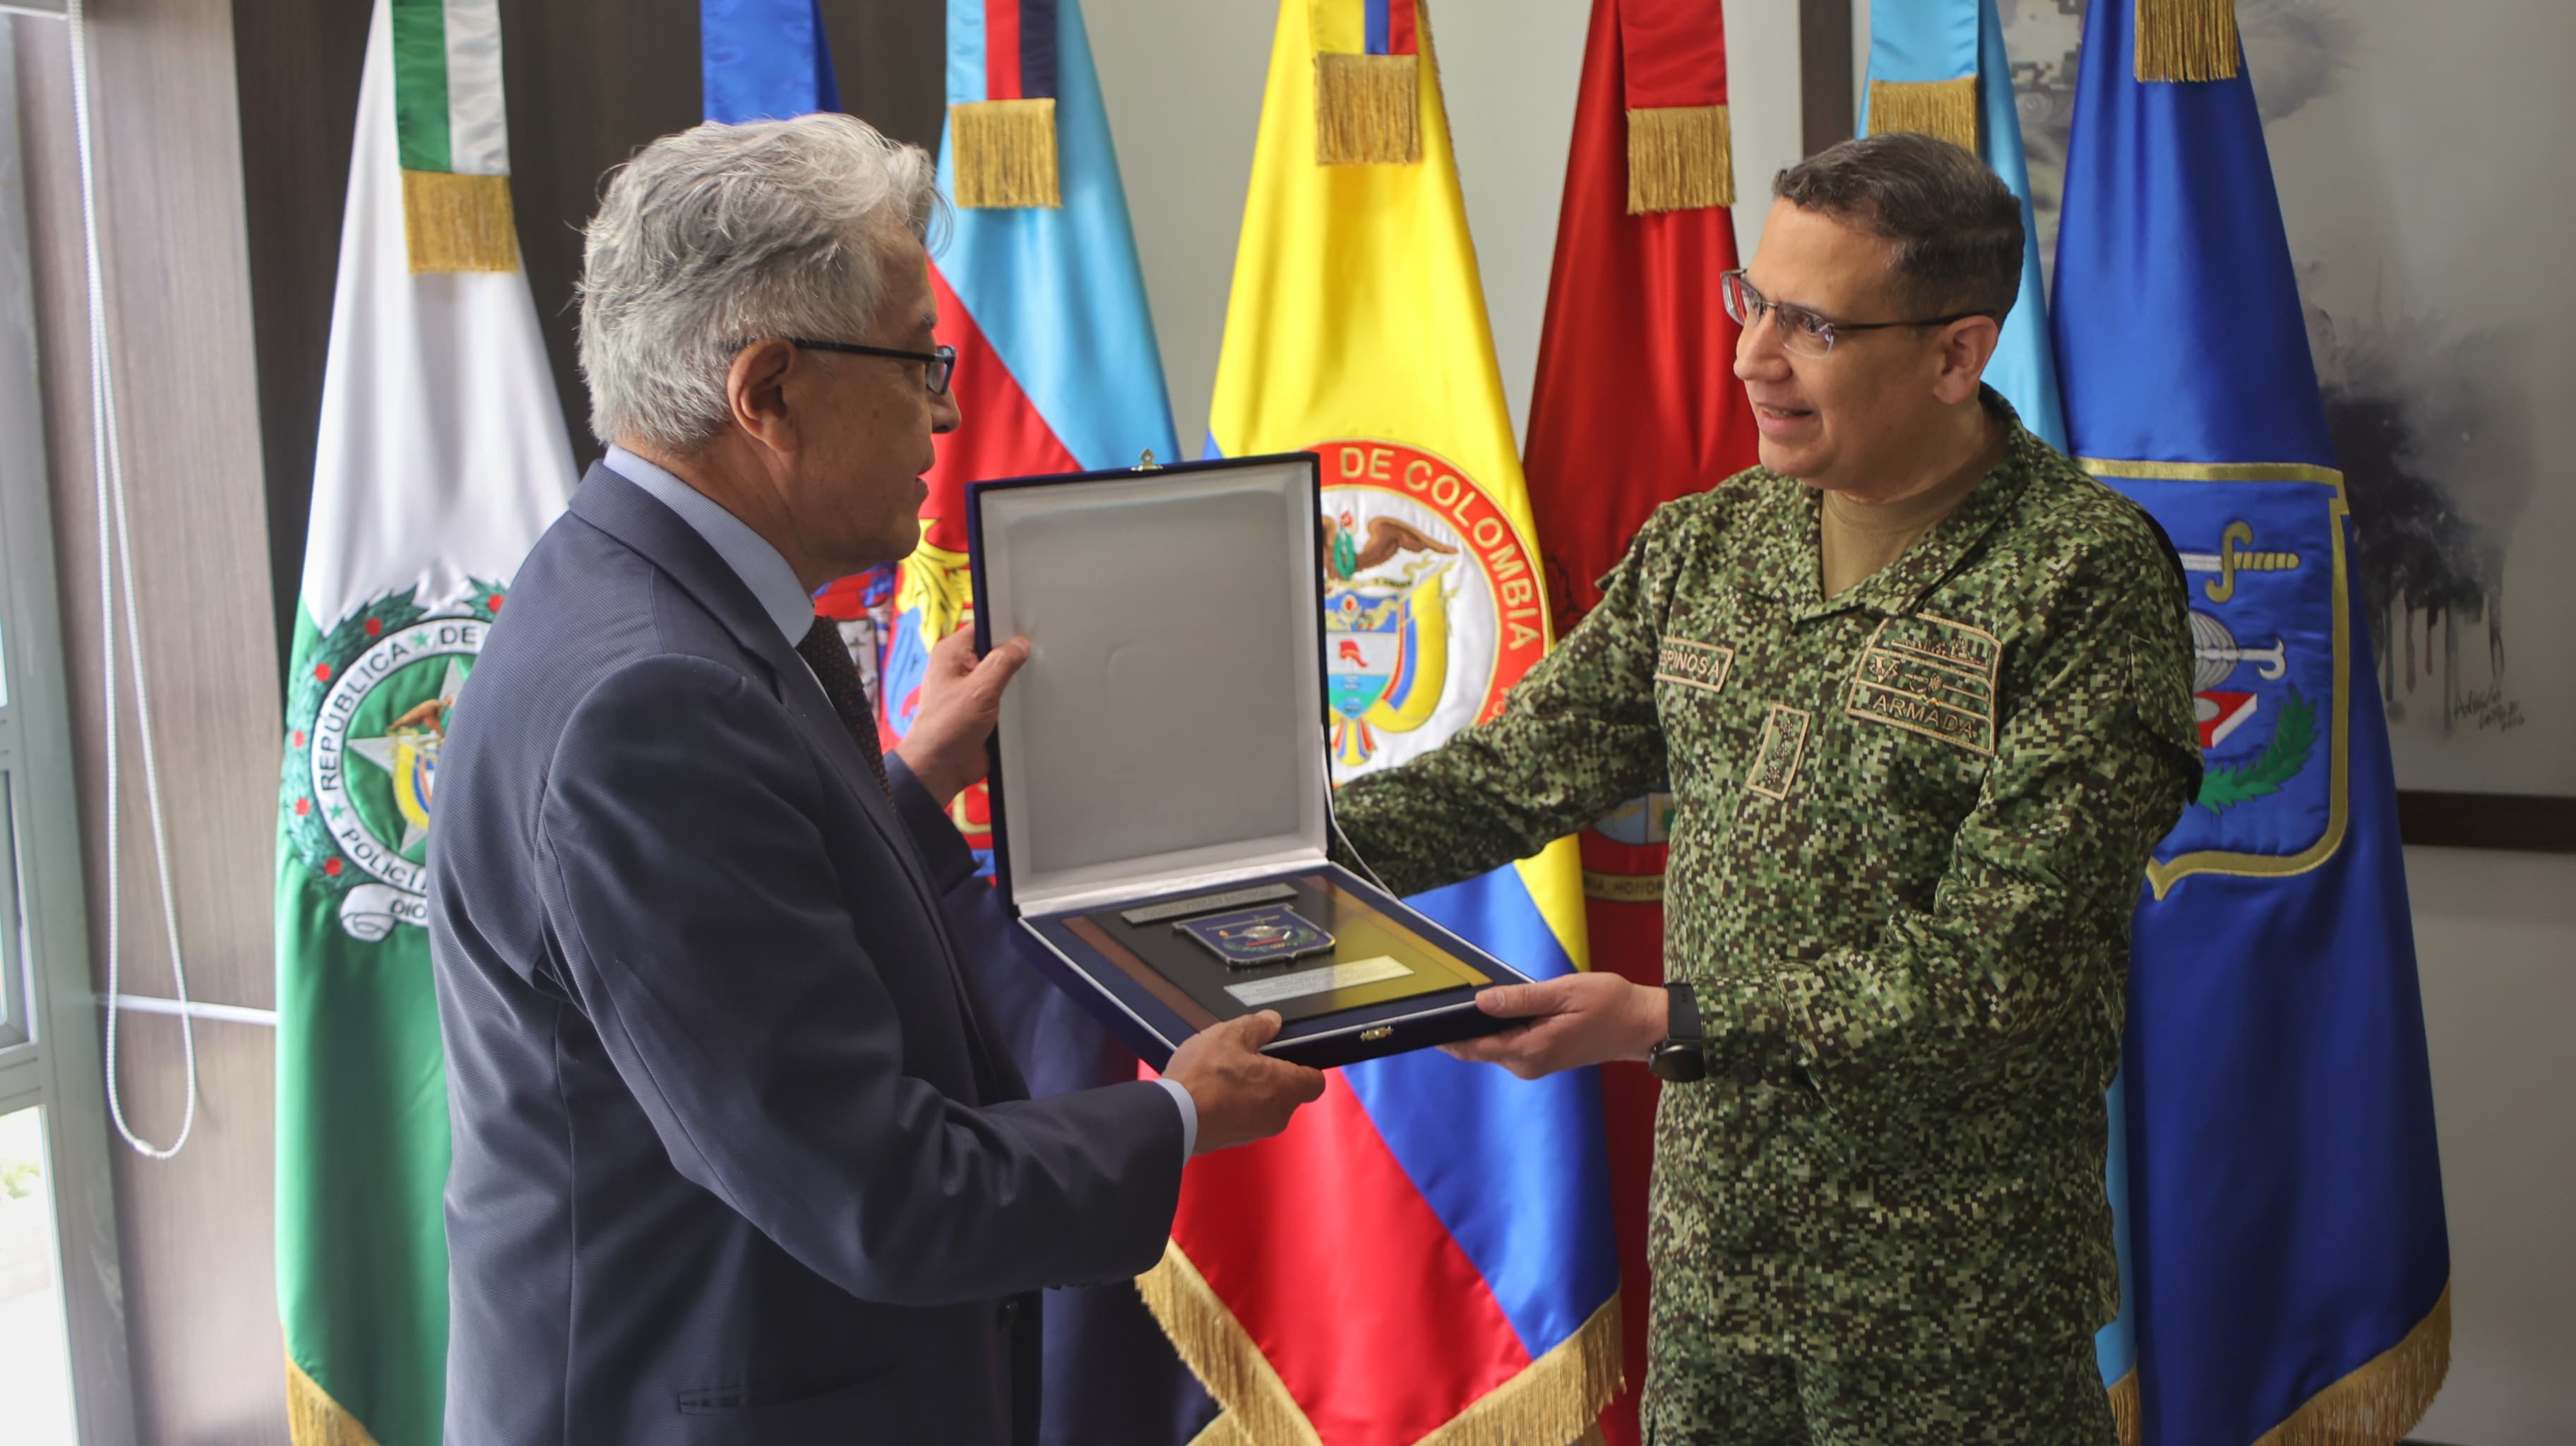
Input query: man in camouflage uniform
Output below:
<box><xmin>1335</xmin><ymin>134</ymin><xmax>2202</xmax><ymax>1444</ymax></box>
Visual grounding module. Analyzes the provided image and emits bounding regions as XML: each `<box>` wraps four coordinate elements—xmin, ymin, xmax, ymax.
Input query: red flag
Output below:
<box><xmin>1522</xmin><ymin>1</ymin><xmax>1760</xmax><ymax>1439</ymax></box>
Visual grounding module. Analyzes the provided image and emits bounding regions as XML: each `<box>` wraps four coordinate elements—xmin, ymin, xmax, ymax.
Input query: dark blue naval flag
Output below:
<box><xmin>701</xmin><ymin>0</ymin><xmax>841</xmax><ymax>122</ymax></box>
<box><xmin>2052</xmin><ymin>2</ymin><xmax>2450</xmax><ymax>1442</ymax></box>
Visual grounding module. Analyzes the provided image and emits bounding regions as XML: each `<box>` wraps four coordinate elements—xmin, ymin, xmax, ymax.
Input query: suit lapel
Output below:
<box><xmin>569</xmin><ymin>466</ymin><xmax>1015</xmax><ymax>1097</ymax></box>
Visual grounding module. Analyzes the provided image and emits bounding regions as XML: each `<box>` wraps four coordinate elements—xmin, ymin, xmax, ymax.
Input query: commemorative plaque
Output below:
<box><xmin>970</xmin><ymin>452</ymin><xmax>1530</xmax><ymax>1070</ymax></box>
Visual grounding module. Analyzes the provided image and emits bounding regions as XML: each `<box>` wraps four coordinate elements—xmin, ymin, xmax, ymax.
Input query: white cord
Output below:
<box><xmin>68</xmin><ymin>0</ymin><xmax>198</xmax><ymax>1161</ymax></box>
<box><xmin>1323</xmin><ymin>749</ymin><xmax>1400</xmax><ymax>900</ymax></box>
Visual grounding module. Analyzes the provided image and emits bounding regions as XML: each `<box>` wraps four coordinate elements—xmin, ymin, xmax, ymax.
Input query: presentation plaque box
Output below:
<box><xmin>969</xmin><ymin>453</ymin><xmax>1531</xmax><ymax>1070</ymax></box>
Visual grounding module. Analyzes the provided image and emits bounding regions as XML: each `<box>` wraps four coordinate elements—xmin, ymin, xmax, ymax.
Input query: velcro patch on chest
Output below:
<box><xmin>1654</xmin><ymin>638</ymin><xmax>1736</xmax><ymax>693</ymax></box>
<box><xmin>1847</xmin><ymin>614</ymin><xmax>2000</xmax><ymax>756</ymax></box>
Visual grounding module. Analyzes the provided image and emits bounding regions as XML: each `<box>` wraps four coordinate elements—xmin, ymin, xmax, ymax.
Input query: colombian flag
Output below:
<box><xmin>2053</xmin><ymin>1</ymin><xmax>2450</xmax><ymax>1441</ymax></box>
<box><xmin>1142</xmin><ymin>4</ymin><xmax>1621</xmax><ymax>1441</ymax></box>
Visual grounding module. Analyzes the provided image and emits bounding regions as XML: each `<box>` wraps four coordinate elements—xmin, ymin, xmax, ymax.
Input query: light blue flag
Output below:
<box><xmin>1861</xmin><ymin>0</ymin><xmax>2069</xmax><ymax>449</ymax></box>
<box><xmin>1862</xmin><ymin>0</ymin><xmax>2128</xmax><ymax>1404</ymax></box>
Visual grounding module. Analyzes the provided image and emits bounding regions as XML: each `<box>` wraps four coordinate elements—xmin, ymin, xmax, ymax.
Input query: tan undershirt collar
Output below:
<box><xmin>1816</xmin><ymin>430</ymin><xmax>2006</xmax><ymax>599</ymax></box>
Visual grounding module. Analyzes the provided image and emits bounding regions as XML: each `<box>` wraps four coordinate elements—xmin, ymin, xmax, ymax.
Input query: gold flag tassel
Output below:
<box><xmin>2109</xmin><ymin>1369</ymin><xmax>2141</xmax><ymax>1446</ymax></box>
<box><xmin>950</xmin><ymin>97</ymin><xmax>1063</xmax><ymax>209</ymax></box>
<box><xmin>2252</xmin><ymin>1284</ymin><xmax>2451</xmax><ymax>1446</ymax></box>
<box><xmin>2137</xmin><ymin>0</ymin><xmax>2241</xmax><ymax>83</ymax></box>
<box><xmin>1626</xmin><ymin>103</ymin><xmax>1735</xmax><ymax>214</ymax></box>
<box><xmin>1866</xmin><ymin>77</ymin><xmax>1979</xmax><ymax>154</ymax></box>
<box><xmin>1314</xmin><ymin>52</ymin><xmax>1420</xmax><ymax>166</ymax></box>
<box><xmin>287</xmin><ymin>1353</ymin><xmax>388</xmax><ymax>1446</ymax></box>
<box><xmin>400</xmin><ymin>170</ymin><xmax>518</xmax><ymax>275</ymax></box>
<box><xmin>1139</xmin><ymin>1240</ymin><xmax>1623</xmax><ymax>1446</ymax></box>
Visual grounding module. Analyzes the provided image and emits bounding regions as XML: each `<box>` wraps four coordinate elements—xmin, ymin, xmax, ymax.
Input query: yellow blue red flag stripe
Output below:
<box><xmin>1146</xmin><ymin>4</ymin><xmax>1620</xmax><ymax>1442</ymax></box>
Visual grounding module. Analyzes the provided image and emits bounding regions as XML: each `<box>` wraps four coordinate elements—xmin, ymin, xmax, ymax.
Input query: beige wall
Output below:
<box><xmin>2408</xmin><ymin>847</ymin><xmax>2576</xmax><ymax>1446</ymax></box>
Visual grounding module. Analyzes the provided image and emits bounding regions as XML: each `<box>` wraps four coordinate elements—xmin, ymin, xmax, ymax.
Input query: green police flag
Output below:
<box><xmin>275</xmin><ymin>1</ymin><xmax>571</xmax><ymax>1442</ymax></box>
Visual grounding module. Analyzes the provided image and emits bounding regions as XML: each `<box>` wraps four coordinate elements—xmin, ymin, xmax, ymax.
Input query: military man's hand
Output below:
<box><xmin>1163</xmin><ymin>1011</ymin><xmax>1328</xmax><ymax>1155</ymax></box>
<box><xmin>892</xmin><ymin>625</ymin><xmax>1028</xmax><ymax>807</ymax></box>
<box><xmin>1439</xmin><ymin>972</ymin><xmax>1670</xmax><ymax>1080</ymax></box>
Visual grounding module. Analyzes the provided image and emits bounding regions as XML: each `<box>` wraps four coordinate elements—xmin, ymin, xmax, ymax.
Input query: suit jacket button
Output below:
<box><xmin>1733</xmin><ymin>1056</ymin><xmax>1764</xmax><ymax>1087</ymax></box>
<box><xmin>998</xmin><ymin>1298</ymin><xmax>1020</xmax><ymax>1329</ymax></box>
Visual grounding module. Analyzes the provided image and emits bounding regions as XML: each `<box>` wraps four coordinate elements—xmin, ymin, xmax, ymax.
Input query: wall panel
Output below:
<box><xmin>11</xmin><ymin>0</ymin><xmax>285</xmax><ymax>1439</ymax></box>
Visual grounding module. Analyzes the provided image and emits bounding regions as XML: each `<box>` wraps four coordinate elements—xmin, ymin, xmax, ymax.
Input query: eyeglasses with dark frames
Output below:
<box><xmin>748</xmin><ymin>338</ymin><xmax>958</xmax><ymax>395</ymax></box>
<box><xmin>1720</xmin><ymin>270</ymin><xmax>1993</xmax><ymax>358</ymax></box>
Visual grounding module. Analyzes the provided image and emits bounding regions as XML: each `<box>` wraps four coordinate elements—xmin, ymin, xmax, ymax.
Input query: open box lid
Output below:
<box><xmin>971</xmin><ymin>454</ymin><xmax>1331</xmax><ymax>919</ymax></box>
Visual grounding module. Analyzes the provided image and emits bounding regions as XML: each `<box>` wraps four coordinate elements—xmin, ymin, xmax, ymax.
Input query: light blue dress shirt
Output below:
<box><xmin>600</xmin><ymin>448</ymin><xmax>1198</xmax><ymax>1159</ymax></box>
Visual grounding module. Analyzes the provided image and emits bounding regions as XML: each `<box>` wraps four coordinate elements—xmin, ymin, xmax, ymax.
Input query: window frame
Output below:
<box><xmin>0</xmin><ymin>18</ymin><xmax>139</xmax><ymax>1445</ymax></box>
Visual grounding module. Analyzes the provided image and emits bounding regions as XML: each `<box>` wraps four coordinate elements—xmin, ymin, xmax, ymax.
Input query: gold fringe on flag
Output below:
<box><xmin>2137</xmin><ymin>0</ymin><xmax>2241</xmax><ymax>82</ymax></box>
<box><xmin>400</xmin><ymin>169</ymin><xmax>518</xmax><ymax>275</ymax></box>
<box><xmin>1139</xmin><ymin>1242</ymin><xmax>1325</xmax><ymax>1446</ymax></box>
<box><xmin>2109</xmin><ymin>1368</ymin><xmax>2142</xmax><ymax>1446</ymax></box>
<box><xmin>287</xmin><ymin>1354</ymin><xmax>388</xmax><ymax>1446</ymax></box>
<box><xmin>1626</xmin><ymin>104</ymin><xmax>1735</xmax><ymax>215</ymax></box>
<box><xmin>950</xmin><ymin>98</ymin><xmax>1063</xmax><ymax>209</ymax></box>
<box><xmin>1866</xmin><ymin>78</ymin><xmax>1979</xmax><ymax>154</ymax></box>
<box><xmin>1314</xmin><ymin>52</ymin><xmax>1420</xmax><ymax>166</ymax></box>
<box><xmin>1413</xmin><ymin>1297</ymin><xmax>1620</xmax><ymax>1446</ymax></box>
<box><xmin>2249</xmin><ymin>1284</ymin><xmax>2451</xmax><ymax>1446</ymax></box>
<box><xmin>1183</xmin><ymin>1412</ymin><xmax>1255</xmax><ymax>1446</ymax></box>
<box><xmin>1138</xmin><ymin>1240</ymin><xmax>1623</xmax><ymax>1446</ymax></box>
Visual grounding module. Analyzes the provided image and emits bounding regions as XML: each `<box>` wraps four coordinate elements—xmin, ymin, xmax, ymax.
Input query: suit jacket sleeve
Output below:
<box><xmin>533</xmin><ymin>653</ymin><xmax>1183</xmax><ymax>1308</ymax></box>
<box><xmin>885</xmin><ymin>753</ymin><xmax>981</xmax><ymax>895</ymax></box>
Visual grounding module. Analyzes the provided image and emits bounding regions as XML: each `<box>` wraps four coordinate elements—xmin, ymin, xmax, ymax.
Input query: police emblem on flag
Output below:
<box><xmin>281</xmin><ymin>585</ymin><xmax>504</xmax><ymax>939</ymax></box>
<box><xmin>2088</xmin><ymin>462</ymin><xmax>2352</xmax><ymax>895</ymax></box>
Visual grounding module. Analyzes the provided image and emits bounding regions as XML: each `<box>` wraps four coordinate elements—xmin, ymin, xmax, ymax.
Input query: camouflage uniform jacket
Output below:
<box><xmin>1336</xmin><ymin>401</ymin><xmax>2202</xmax><ymax>1368</ymax></box>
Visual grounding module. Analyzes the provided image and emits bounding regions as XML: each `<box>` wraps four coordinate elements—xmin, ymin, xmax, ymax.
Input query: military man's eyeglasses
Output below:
<box><xmin>773</xmin><ymin>338</ymin><xmax>958</xmax><ymax>395</ymax></box>
<box><xmin>1719</xmin><ymin>270</ymin><xmax>1993</xmax><ymax>359</ymax></box>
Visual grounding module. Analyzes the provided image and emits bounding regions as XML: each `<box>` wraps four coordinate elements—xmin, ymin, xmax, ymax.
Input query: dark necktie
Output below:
<box><xmin>797</xmin><ymin>617</ymin><xmax>892</xmax><ymax>798</ymax></box>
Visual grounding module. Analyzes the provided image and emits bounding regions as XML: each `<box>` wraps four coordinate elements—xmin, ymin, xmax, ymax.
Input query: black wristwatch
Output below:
<box><xmin>1646</xmin><ymin>982</ymin><xmax>1706</xmax><ymax>1082</ymax></box>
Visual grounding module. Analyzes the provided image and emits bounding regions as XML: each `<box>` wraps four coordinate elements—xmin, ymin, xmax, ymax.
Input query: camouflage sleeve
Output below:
<box><xmin>1332</xmin><ymin>513</ymin><xmax>1676</xmax><ymax>897</ymax></box>
<box><xmin>1712</xmin><ymin>539</ymin><xmax>2200</xmax><ymax>1109</ymax></box>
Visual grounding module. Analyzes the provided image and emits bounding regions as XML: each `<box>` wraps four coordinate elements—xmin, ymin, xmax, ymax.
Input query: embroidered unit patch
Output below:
<box><xmin>1847</xmin><ymin>614</ymin><xmax>2000</xmax><ymax>756</ymax></box>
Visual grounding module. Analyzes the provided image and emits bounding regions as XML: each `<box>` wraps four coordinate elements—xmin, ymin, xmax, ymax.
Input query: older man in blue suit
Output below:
<box><xmin>427</xmin><ymin>113</ymin><xmax>1323</xmax><ymax>1446</ymax></box>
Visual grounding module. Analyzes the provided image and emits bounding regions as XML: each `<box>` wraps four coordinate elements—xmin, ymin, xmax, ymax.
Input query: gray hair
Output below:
<box><xmin>1773</xmin><ymin>133</ymin><xmax>2022</xmax><ymax>321</ymax></box>
<box><xmin>577</xmin><ymin>112</ymin><xmax>941</xmax><ymax>452</ymax></box>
